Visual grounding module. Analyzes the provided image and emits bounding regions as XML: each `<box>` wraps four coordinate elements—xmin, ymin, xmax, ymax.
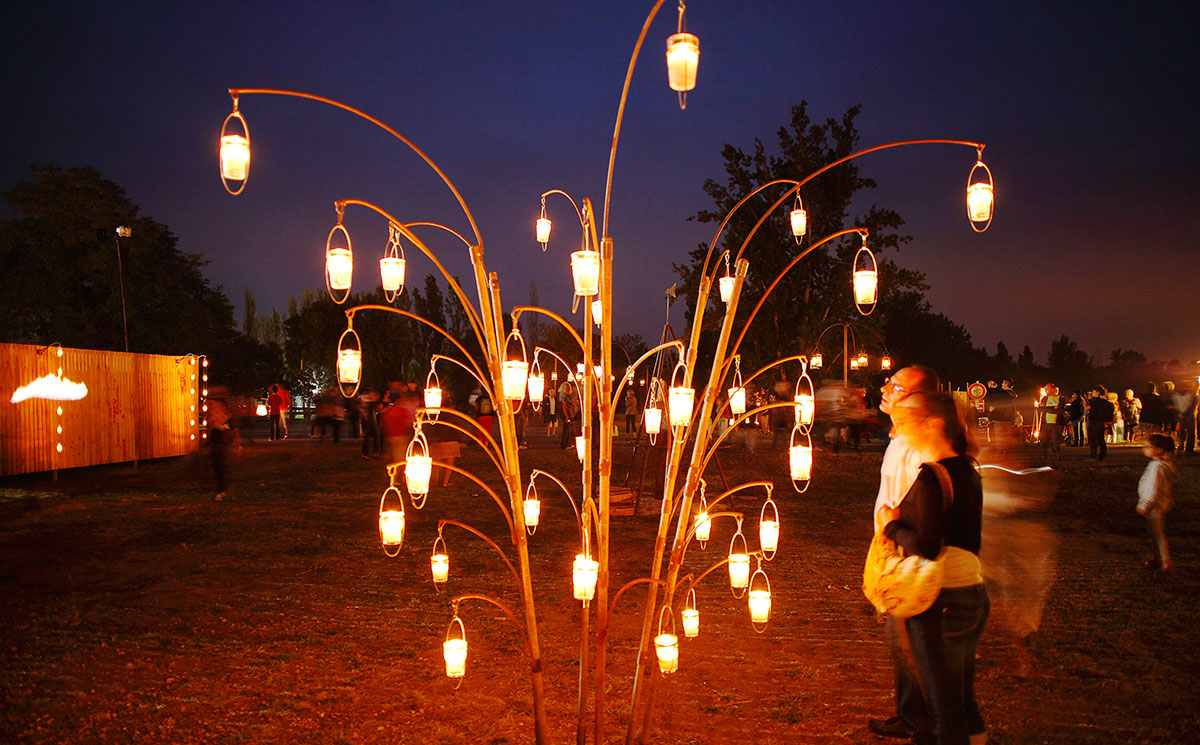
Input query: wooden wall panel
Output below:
<box><xmin>0</xmin><ymin>343</ymin><xmax>200</xmax><ymax>477</ymax></box>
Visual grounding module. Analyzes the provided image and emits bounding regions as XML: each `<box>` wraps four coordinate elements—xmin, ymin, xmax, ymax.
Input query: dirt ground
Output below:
<box><xmin>2</xmin><ymin>423</ymin><xmax>1197</xmax><ymax>744</ymax></box>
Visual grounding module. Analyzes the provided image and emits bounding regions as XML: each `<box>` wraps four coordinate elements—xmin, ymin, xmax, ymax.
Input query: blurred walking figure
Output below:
<box><xmin>207</xmin><ymin>387</ymin><xmax>233</xmax><ymax>501</ymax></box>
<box><xmin>267</xmin><ymin>384</ymin><xmax>284</xmax><ymax>441</ymax></box>
<box><xmin>1140</xmin><ymin>382</ymin><xmax>1164</xmax><ymax>435</ymax></box>
<box><xmin>625</xmin><ymin>388</ymin><xmax>639</xmax><ymax>434</ymax></box>
<box><xmin>544</xmin><ymin>387</ymin><xmax>558</xmax><ymax>436</ymax></box>
<box><xmin>1086</xmin><ymin>386</ymin><xmax>1114</xmax><ymax>461</ymax></box>
<box><xmin>359</xmin><ymin>388</ymin><xmax>382</xmax><ymax>459</ymax></box>
<box><xmin>277</xmin><ymin>383</ymin><xmax>291</xmax><ymax>438</ymax></box>
<box><xmin>379</xmin><ymin>382</ymin><xmax>415</xmax><ymax>465</ymax></box>
<box><xmin>1066</xmin><ymin>391</ymin><xmax>1086</xmax><ymax>447</ymax></box>
<box><xmin>1138</xmin><ymin>434</ymin><xmax>1177</xmax><ymax>571</ymax></box>
<box><xmin>1172</xmin><ymin>381</ymin><xmax>1196</xmax><ymax>455</ymax></box>
<box><xmin>1036</xmin><ymin>384</ymin><xmax>1065</xmax><ymax>467</ymax></box>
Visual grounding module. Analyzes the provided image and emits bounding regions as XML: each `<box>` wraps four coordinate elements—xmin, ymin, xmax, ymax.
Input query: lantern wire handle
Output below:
<box><xmin>749</xmin><ymin>563</ymin><xmax>771</xmax><ymax>633</ymax></box>
<box><xmin>644</xmin><ymin>376</ymin><xmax>664</xmax><ymax>446</ymax></box>
<box><xmin>675</xmin><ymin>0</ymin><xmax>689</xmax><ymax>110</ymax></box>
<box><xmin>668</xmin><ymin>360</ymin><xmax>691</xmax><ymax>436</ymax></box>
<box><xmin>432</xmin><ymin>531</ymin><xmax>448</xmax><ymax>591</ymax></box>
<box><xmin>382</xmin><ymin>222</ymin><xmax>407</xmax><ymax>304</ymax></box>
<box><xmin>503</xmin><ymin>327</ymin><xmax>528</xmax><ymax>413</ymax></box>
<box><xmin>524</xmin><ymin>480</ymin><xmax>539</xmax><ymax>536</ymax></box>
<box><xmin>325</xmin><ymin>213</ymin><xmax>354</xmax><ymax>306</ymax></box>
<box><xmin>424</xmin><ymin>363</ymin><xmax>442</xmax><ymax>421</ymax></box>
<box><xmin>528</xmin><ymin>355</ymin><xmax>543</xmax><ymax>413</ymax></box>
<box><xmin>336</xmin><ymin>321</ymin><xmax>362</xmax><ymax>399</ymax></box>
<box><xmin>759</xmin><ymin>494</ymin><xmax>780</xmax><ymax>561</ymax></box>
<box><xmin>405</xmin><ymin>429</ymin><xmax>432</xmax><ymax>509</ymax></box>
<box><xmin>219</xmin><ymin>96</ymin><xmax>250</xmax><ymax>196</ymax></box>
<box><xmin>685</xmin><ymin>587</ymin><xmax>697</xmax><ymax>614</ymax></box>
<box><xmin>966</xmin><ymin>149</ymin><xmax>995</xmax><ymax>233</ymax></box>
<box><xmin>695</xmin><ymin>480</ymin><xmax>709</xmax><ymax>549</ymax></box>
<box><xmin>445</xmin><ymin>612</ymin><xmax>467</xmax><ymax>690</ymax></box>
<box><xmin>852</xmin><ymin>239</ymin><xmax>878</xmax><ymax>317</ymax></box>
<box><xmin>791</xmin><ymin>191</ymin><xmax>806</xmax><ymax>246</ymax></box>
<box><xmin>538</xmin><ymin>197</ymin><xmax>549</xmax><ymax>252</ymax></box>
<box><xmin>793</xmin><ymin>362</ymin><xmax>815</xmax><ymax>435</ymax></box>
<box><xmin>657</xmin><ymin>601</ymin><xmax>676</xmax><ymax>638</ymax></box>
<box><xmin>789</xmin><ymin>424</ymin><xmax>813</xmax><ymax>494</ymax></box>
<box><xmin>729</xmin><ymin>518</ymin><xmax>748</xmax><ymax>599</ymax></box>
<box><xmin>378</xmin><ymin>484</ymin><xmax>405</xmax><ymax>558</ymax></box>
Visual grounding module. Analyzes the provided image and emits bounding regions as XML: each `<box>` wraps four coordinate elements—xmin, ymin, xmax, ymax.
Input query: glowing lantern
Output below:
<box><xmin>728</xmin><ymin>386</ymin><xmax>746</xmax><ymax>416</ymax></box>
<box><xmin>219</xmin><ymin>134</ymin><xmax>249</xmax><ymax>182</ymax></box>
<box><xmin>655</xmin><ymin>632</ymin><xmax>679</xmax><ymax>673</ymax></box>
<box><xmin>536</xmin><ymin>216</ymin><xmax>552</xmax><ymax>245</ymax></box>
<box><xmin>853</xmin><ymin>269</ymin><xmax>877</xmax><ymax>305</ymax></box>
<box><xmin>405</xmin><ymin>432</ymin><xmax>433</xmax><ymax>504</ymax></box>
<box><xmin>256</xmin><ymin>402</ymin><xmax>268</xmax><ymax>417</ymax></box>
<box><xmin>856</xmin><ymin>352</ymin><xmax>869</xmax><ymax>368</ymax></box>
<box><xmin>810</xmin><ymin>353</ymin><xmax>823</xmax><ymax>369</ymax></box>
<box><xmin>728</xmin><ymin>552</ymin><xmax>750</xmax><ymax>590</ymax></box>
<box><xmin>966</xmin><ymin>155</ymin><xmax>994</xmax><ymax>232</ymax></box>
<box><xmin>571</xmin><ymin>249</ymin><xmax>601</xmax><ymax>297</ymax></box>
<box><xmin>523</xmin><ymin>496</ymin><xmax>541</xmax><ymax>531</ymax></box>
<box><xmin>644</xmin><ymin>406</ymin><xmax>662</xmax><ymax>435</ymax></box>
<box><xmin>592</xmin><ymin>299</ymin><xmax>603</xmax><ymax>326</ymax></box>
<box><xmin>431</xmin><ymin>537</ymin><xmax>449</xmax><ymax>585</ymax></box>
<box><xmin>527</xmin><ymin>371</ymin><xmax>545</xmax><ymax>403</ymax></box>
<box><xmin>789</xmin><ymin>443</ymin><xmax>812</xmax><ymax>481</ymax></box>
<box><xmin>326</xmin><ymin>247</ymin><xmax>353</xmax><ymax>291</ymax></box>
<box><xmin>790</xmin><ymin>208</ymin><xmax>807</xmax><ymax>239</ymax></box>
<box><xmin>444</xmin><ymin>616</ymin><xmax>467</xmax><ymax>678</ymax></box>
<box><xmin>666</xmin><ymin>33</ymin><xmax>699</xmax><ymax>93</ymax></box>
<box><xmin>694</xmin><ymin>510</ymin><xmax>711</xmax><ymax>544</ymax></box>
<box><xmin>378</xmin><ymin>486</ymin><xmax>405</xmax><ymax>557</ymax></box>
<box><xmin>759</xmin><ymin>494</ymin><xmax>780</xmax><ymax>559</ymax></box>
<box><xmin>668</xmin><ymin>361</ymin><xmax>693</xmax><ymax>428</ymax></box>
<box><xmin>850</xmin><ymin>358</ymin><xmax>860</xmax><ymax>370</ymax></box>
<box><xmin>881</xmin><ymin>356</ymin><xmax>893</xmax><ymax>371</ymax></box>
<box><xmin>682</xmin><ymin>608</ymin><xmax>699</xmax><ymax>638</ymax></box>
<box><xmin>748</xmin><ymin>567</ymin><xmax>772</xmax><ymax>627</ymax></box>
<box><xmin>794</xmin><ymin>394</ymin><xmax>814</xmax><ymax>427</ymax></box>
<box><xmin>502</xmin><ymin>329</ymin><xmax>528</xmax><ymax>401</ymax></box>
<box><xmin>337</xmin><ymin>348</ymin><xmax>362</xmax><ymax>385</ymax></box>
<box><xmin>573</xmin><ymin>555</ymin><xmax>599</xmax><ymax>601</ymax></box>
<box><xmin>380</xmin><ymin>256</ymin><xmax>406</xmax><ymax>293</ymax></box>
<box><xmin>424</xmin><ymin>386</ymin><xmax>442</xmax><ymax>410</ymax></box>
<box><xmin>576</xmin><ymin>435</ymin><xmax>586</xmax><ymax>461</ymax></box>
<box><xmin>718</xmin><ymin>275</ymin><xmax>735</xmax><ymax>304</ymax></box>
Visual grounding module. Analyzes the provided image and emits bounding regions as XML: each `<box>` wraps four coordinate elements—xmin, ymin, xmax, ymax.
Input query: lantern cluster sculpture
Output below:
<box><xmin>215</xmin><ymin>2</ymin><xmax>993</xmax><ymax>742</ymax></box>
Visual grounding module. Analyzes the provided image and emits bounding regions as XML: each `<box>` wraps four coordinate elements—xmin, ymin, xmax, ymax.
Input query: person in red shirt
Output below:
<box><xmin>267</xmin><ymin>385</ymin><xmax>284</xmax><ymax>441</ymax></box>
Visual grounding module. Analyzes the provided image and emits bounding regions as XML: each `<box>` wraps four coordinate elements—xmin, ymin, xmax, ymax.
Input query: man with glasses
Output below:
<box><xmin>869</xmin><ymin>365</ymin><xmax>941</xmax><ymax>743</ymax></box>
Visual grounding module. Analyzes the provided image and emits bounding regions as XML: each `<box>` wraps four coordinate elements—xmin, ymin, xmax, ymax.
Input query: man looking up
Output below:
<box><xmin>869</xmin><ymin>364</ymin><xmax>941</xmax><ymax>743</ymax></box>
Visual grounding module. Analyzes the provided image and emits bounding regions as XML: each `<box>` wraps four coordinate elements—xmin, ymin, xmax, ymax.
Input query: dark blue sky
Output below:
<box><xmin>4</xmin><ymin>1</ymin><xmax>1198</xmax><ymax>364</ymax></box>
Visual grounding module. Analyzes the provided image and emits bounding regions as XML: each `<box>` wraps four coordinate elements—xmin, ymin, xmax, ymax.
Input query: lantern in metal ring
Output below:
<box><xmin>853</xmin><ymin>241</ymin><xmax>878</xmax><ymax>315</ymax></box>
<box><xmin>378</xmin><ymin>485</ymin><xmax>405</xmax><ymax>557</ymax></box>
<box><xmin>573</xmin><ymin>554</ymin><xmax>598</xmax><ymax>601</ymax></box>
<box><xmin>325</xmin><ymin>221</ymin><xmax>354</xmax><ymax>304</ymax></box>
<box><xmin>405</xmin><ymin>431</ymin><xmax>433</xmax><ymax>505</ymax></box>
<box><xmin>748</xmin><ymin>566</ymin><xmax>772</xmax><ymax>629</ymax></box>
<box><xmin>571</xmin><ymin>249</ymin><xmax>600</xmax><ymax>296</ymax></box>
<box><xmin>728</xmin><ymin>526</ymin><xmax>751</xmax><ymax>595</ymax></box>
<box><xmin>218</xmin><ymin>101</ymin><xmax>250</xmax><ymax>195</ymax></box>
<box><xmin>759</xmin><ymin>493</ymin><xmax>780</xmax><ymax>559</ymax></box>
<box><xmin>654</xmin><ymin>606</ymin><xmax>680</xmax><ymax>673</ymax></box>
<box><xmin>502</xmin><ymin>329</ymin><xmax>528</xmax><ymax>401</ymax></box>
<box><xmin>668</xmin><ymin>361</ymin><xmax>693</xmax><ymax>428</ymax></box>
<box><xmin>966</xmin><ymin>154</ymin><xmax>994</xmax><ymax>232</ymax></box>
<box><xmin>788</xmin><ymin>424</ymin><xmax>813</xmax><ymax>492</ymax></box>
<box><xmin>523</xmin><ymin>479</ymin><xmax>541</xmax><ymax>535</ymax></box>
<box><xmin>443</xmin><ymin>615</ymin><xmax>468</xmax><ymax>678</ymax></box>
<box><xmin>682</xmin><ymin>588</ymin><xmax>700</xmax><ymax>638</ymax></box>
<box><xmin>430</xmin><ymin>534</ymin><xmax>449</xmax><ymax>585</ymax></box>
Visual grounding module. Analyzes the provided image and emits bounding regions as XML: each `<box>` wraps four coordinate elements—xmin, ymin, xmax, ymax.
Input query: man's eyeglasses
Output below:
<box><xmin>883</xmin><ymin>377</ymin><xmax>905</xmax><ymax>393</ymax></box>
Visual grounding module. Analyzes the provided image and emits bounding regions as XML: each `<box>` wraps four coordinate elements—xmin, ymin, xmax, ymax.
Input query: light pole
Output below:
<box><xmin>114</xmin><ymin>226</ymin><xmax>131</xmax><ymax>353</ymax></box>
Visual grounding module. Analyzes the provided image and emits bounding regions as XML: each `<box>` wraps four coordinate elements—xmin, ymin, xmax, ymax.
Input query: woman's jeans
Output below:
<box><xmin>905</xmin><ymin>584</ymin><xmax>989</xmax><ymax>745</ymax></box>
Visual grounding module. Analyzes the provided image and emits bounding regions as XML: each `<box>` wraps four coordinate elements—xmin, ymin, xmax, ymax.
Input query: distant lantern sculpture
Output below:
<box><xmin>966</xmin><ymin>151</ymin><xmax>994</xmax><ymax>232</ymax></box>
<box><xmin>443</xmin><ymin>615</ymin><xmax>468</xmax><ymax>679</ymax></box>
<box><xmin>378</xmin><ymin>483</ymin><xmax>406</xmax><ymax>557</ymax></box>
<box><xmin>790</xmin><ymin>192</ymin><xmax>807</xmax><ymax>244</ymax></box>
<box><xmin>571</xmin><ymin>249</ymin><xmax>601</xmax><ymax>297</ymax></box>
<box><xmin>665</xmin><ymin>1</ymin><xmax>698</xmax><ymax>110</ymax></box>
<box><xmin>218</xmin><ymin>98</ymin><xmax>250</xmax><ymax>195</ymax></box>
<box><xmin>853</xmin><ymin>238</ymin><xmax>878</xmax><ymax>315</ymax></box>
<box><xmin>654</xmin><ymin>607</ymin><xmax>680</xmax><ymax>673</ymax></box>
<box><xmin>325</xmin><ymin>219</ymin><xmax>354</xmax><ymax>304</ymax></box>
<box><xmin>380</xmin><ymin>223</ymin><xmax>407</xmax><ymax>302</ymax></box>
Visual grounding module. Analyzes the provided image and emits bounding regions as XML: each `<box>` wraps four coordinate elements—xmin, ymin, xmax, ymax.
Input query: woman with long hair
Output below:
<box><xmin>883</xmin><ymin>392</ymin><xmax>989</xmax><ymax>745</ymax></box>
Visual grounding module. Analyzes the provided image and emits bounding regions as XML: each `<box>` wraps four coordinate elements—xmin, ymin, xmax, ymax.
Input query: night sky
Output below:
<box><xmin>4</xmin><ymin>1</ymin><xmax>1198</xmax><ymax>364</ymax></box>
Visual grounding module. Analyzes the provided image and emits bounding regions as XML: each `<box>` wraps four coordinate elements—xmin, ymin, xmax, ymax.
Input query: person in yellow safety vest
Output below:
<box><xmin>1037</xmin><ymin>383</ymin><xmax>1066</xmax><ymax>466</ymax></box>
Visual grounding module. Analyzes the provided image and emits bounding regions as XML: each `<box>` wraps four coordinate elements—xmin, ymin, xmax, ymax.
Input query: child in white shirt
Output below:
<box><xmin>1137</xmin><ymin>434</ymin><xmax>1177</xmax><ymax>571</ymax></box>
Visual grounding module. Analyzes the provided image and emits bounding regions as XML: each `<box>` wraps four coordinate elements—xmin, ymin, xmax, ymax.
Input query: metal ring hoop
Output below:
<box><xmin>504</xmin><ymin>328</ymin><xmax>527</xmax><ymax>413</ymax></box>
<box><xmin>424</xmin><ymin>365</ymin><xmax>442</xmax><ymax>421</ymax></box>
<box><xmin>325</xmin><ymin>222</ymin><xmax>353</xmax><ymax>305</ymax></box>
<box><xmin>749</xmin><ymin>566</ymin><xmax>772</xmax><ymax>633</ymax></box>
<box><xmin>853</xmin><ymin>245</ymin><xmax>878</xmax><ymax>317</ymax></box>
<box><xmin>405</xmin><ymin>431</ymin><xmax>431</xmax><ymax>510</ymax></box>
<box><xmin>382</xmin><ymin>223</ymin><xmax>407</xmax><ymax>304</ymax></box>
<box><xmin>967</xmin><ymin>159</ymin><xmax>994</xmax><ymax>233</ymax></box>
<box><xmin>445</xmin><ymin>614</ymin><xmax>467</xmax><ymax>689</ymax></box>
<box><xmin>789</xmin><ymin>425</ymin><xmax>813</xmax><ymax>494</ymax></box>
<box><xmin>337</xmin><ymin>326</ymin><xmax>362</xmax><ymax>399</ymax></box>
<box><xmin>219</xmin><ymin>109</ymin><xmax>249</xmax><ymax>196</ymax></box>
<box><xmin>793</xmin><ymin>366</ymin><xmax>815</xmax><ymax>435</ymax></box>
<box><xmin>791</xmin><ymin>191</ymin><xmax>806</xmax><ymax>246</ymax></box>
<box><xmin>524</xmin><ymin>480</ymin><xmax>539</xmax><ymax>536</ymax></box>
<box><xmin>431</xmin><ymin>534</ymin><xmax>448</xmax><ymax>589</ymax></box>
<box><xmin>729</xmin><ymin>527</ymin><xmax>749</xmax><ymax>600</ymax></box>
<box><xmin>528</xmin><ymin>356</ymin><xmax>543</xmax><ymax>412</ymax></box>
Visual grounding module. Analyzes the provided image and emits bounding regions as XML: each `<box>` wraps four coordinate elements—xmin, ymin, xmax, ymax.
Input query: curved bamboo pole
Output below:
<box><xmin>430</xmin><ymin>354</ymin><xmax>496</xmax><ymax>411</ymax></box>
<box><xmin>439</xmin><ymin>519</ymin><xmax>523</xmax><ymax>591</ymax></box>
<box><xmin>606</xmin><ymin>577</ymin><xmax>668</xmax><ymax>622</ymax></box>
<box><xmin>709</xmin><ymin>355</ymin><xmax>808</xmax><ymax>424</ymax></box>
<box><xmin>604</xmin><ymin>340</ymin><xmax>686</xmax><ymax>431</ymax></box>
<box><xmin>698</xmin><ymin>179</ymin><xmax>797</xmax><ymax>280</ymax></box>
<box><xmin>450</xmin><ymin>593</ymin><xmax>532</xmax><ymax>659</ymax></box>
<box><xmin>386</xmin><ymin>460</ymin><xmax>516</xmax><ymax>543</ymax></box>
<box><xmin>513</xmin><ymin>306</ymin><xmax>586</xmax><ymax>355</ymax></box>
<box><xmin>529</xmin><ymin>469</ymin><xmax>584</xmax><ymax>547</ymax></box>
<box><xmin>698</xmin><ymin>402</ymin><xmax>795</xmax><ymax>478</ymax></box>
<box><xmin>229</xmin><ymin>88</ymin><xmax>483</xmax><ymax>246</ymax></box>
<box><xmin>416</xmin><ymin>413</ymin><xmax>506</xmax><ymax>483</ymax></box>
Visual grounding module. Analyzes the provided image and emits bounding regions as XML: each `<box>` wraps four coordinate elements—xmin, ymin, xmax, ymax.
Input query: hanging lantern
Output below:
<box><xmin>378</xmin><ymin>485</ymin><xmax>405</xmax><ymax>557</ymax></box>
<box><xmin>759</xmin><ymin>494</ymin><xmax>780</xmax><ymax>559</ymax></box>
<box><xmin>789</xmin><ymin>425</ymin><xmax>813</xmax><ymax>493</ymax></box>
<box><xmin>337</xmin><ymin>348</ymin><xmax>362</xmax><ymax>385</ymax></box>
<box><xmin>728</xmin><ymin>525</ymin><xmax>750</xmax><ymax>595</ymax></box>
<box><xmin>693</xmin><ymin>509</ymin><xmax>711</xmax><ymax>545</ymax></box>
<box><xmin>748</xmin><ymin>566</ymin><xmax>772</xmax><ymax>629</ymax></box>
<box><xmin>218</xmin><ymin>101</ymin><xmax>250</xmax><ymax>195</ymax></box>
<box><xmin>502</xmin><ymin>329</ymin><xmax>528</xmax><ymax>401</ymax></box>
<box><xmin>666</xmin><ymin>32</ymin><xmax>699</xmax><ymax>92</ymax></box>
<box><xmin>424</xmin><ymin>385</ymin><xmax>443</xmax><ymax>411</ymax></box>
<box><xmin>682</xmin><ymin>588</ymin><xmax>700</xmax><ymax>638</ymax></box>
<box><xmin>810</xmin><ymin>353</ymin><xmax>823</xmax><ymax>369</ymax></box>
<box><xmin>380</xmin><ymin>256</ymin><xmax>406</xmax><ymax>293</ymax></box>
<box><xmin>527</xmin><ymin>370</ymin><xmax>545</xmax><ymax>404</ymax></box>
<box><xmin>966</xmin><ymin>154</ymin><xmax>994</xmax><ymax>232</ymax></box>
<box><xmin>644</xmin><ymin>406</ymin><xmax>662</xmax><ymax>435</ymax></box>
<box><xmin>728</xmin><ymin>386</ymin><xmax>746</xmax><ymax>416</ymax></box>
<box><xmin>536</xmin><ymin>217</ymin><xmax>552</xmax><ymax>245</ymax></box>
<box><xmin>571</xmin><ymin>249</ymin><xmax>601</xmax><ymax>297</ymax></box>
<box><xmin>443</xmin><ymin>615</ymin><xmax>468</xmax><ymax>679</ymax></box>
<box><xmin>431</xmin><ymin>534</ymin><xmax>449</xmax><ymax>585</ymax></box>
<box><xmin>655</xmin><ymin>606</ymin><xmax>680</xmax><ymax>673</ymax></box>
<box><xmin>718</xmin><ymin>275</ymin><xmax>735</xmax><ymax>304</ymax></box>
<box><xmin>576</xmin><ymin>435</ymin><xmax>587</xmax><ymax>461</ymax></box>
<box><xmin>405</xmin><ymin>431</ymin><xmax>433</xmax><ymax>506</ymax></box>
<box><xmin>524</xmin><ymin>498</ymin><xmax>541</xmax><ymax>534</ymax></box>
<box><xmin>853</xmin><ymin>239</ymin><xmax>878</xmax><ymax>315</ymax></box>
<box><xmin>668</xmin><ymin>361</ymin><xmax>693</xmax><ymax>428</ymax></box>
<box><xmin>881</xmin><ymin>355</ymin><xmax>893</xmax><ymax>371</ymax></box>
<box><xmin>591</xmin><ymin>300</ymin><xmax>603</xmax><ymax>326</ymax></box>
<box><xmin>573</xmin><ymin>554</ymin><xmax>599</xmax><ymax>601</ymax></box>
<box><xmin>850</xmin><ymin>358</ymin><xmax>860</xmax><ymax>370</ymax></box>
<box><xmin>325</xmin><ymin>220</ymin><xmax>354</xmax><ymax>305</ymax></box>
<box><xmin>856</xmin><ymin>352</ymin><xmax>869</xmax><ymax>368</ymax></box>
<box><xmin>255</xmin><ymin>402</ymin><xmax>268</xmax><ymax>417</ymax></box>
<box><xmin>790</xmin><ymin>208</ymin><xmax>808</xmax><ymax>240</ymax></box>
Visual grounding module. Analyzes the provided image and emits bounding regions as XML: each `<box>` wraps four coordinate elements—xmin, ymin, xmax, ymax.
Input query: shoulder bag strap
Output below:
<box><xmin>924</xmin><ymin>461</ymin><xmax>955</xmax><ymax>510</ymax></box>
